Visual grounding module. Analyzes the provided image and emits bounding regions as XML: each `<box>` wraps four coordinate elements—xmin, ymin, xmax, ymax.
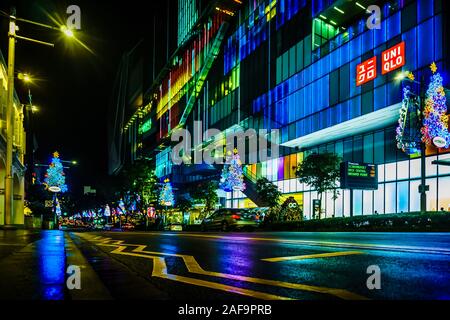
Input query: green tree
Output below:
<box><xmin>177</xmin><ymin>196</ymin><xmax>193</xmax><ymax>214</ymax></box>
<box><xmin>255</xmin><ymin>178</ymin><xmax>282</xmax><ymax>208</ymax></box>
<box><xmin>295</xmin><ymin>153</ymin><xmax>341</xmax><ymax>219</ymax></box>
<box><xmin>120</xmin><ymin>159</ymin><xmax>159</xmax><ymax>208</ymax></box>
<box><xmin>190</xmin><ymin>181</ymin><xmax>219</xmax><ymax>219</ymax></box>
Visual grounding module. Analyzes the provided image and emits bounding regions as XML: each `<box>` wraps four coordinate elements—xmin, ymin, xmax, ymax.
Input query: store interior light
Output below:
<box><xmin>319</xmin><ymin>15</ymin><xmax>327</xmax><ymax>20</ymax></box>
<box><xmin>355</xmin><ymin>2</ymin><xmax>366</xmax><ymax>10</ymax></box>
<box><xmin>334</xmin><ymin>6</ymin><xmax>345</xmax><ymax>14</ymax></box>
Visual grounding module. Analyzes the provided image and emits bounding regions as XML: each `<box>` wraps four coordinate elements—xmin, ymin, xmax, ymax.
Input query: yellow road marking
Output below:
<box><xmin>262</xmin><ymin>251</ymin><xmax>365</xmax><ymax>262</ymax></box>
<box><xmin>110</xmin><ymin>246</ymin><xmax>292</xmax><ymax>300</ymax></box>
<box><xmin>78</xmin><ymin>234</ymin><xmax>369</xmax><ymax>300</ymax></box>
<box><xmin>131</xmin><ymin>244</ymin><xmax>368</xmax><ymax>300</ymax></box>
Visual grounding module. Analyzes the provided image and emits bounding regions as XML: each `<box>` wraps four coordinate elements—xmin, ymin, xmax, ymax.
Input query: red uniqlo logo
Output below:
<box><xmin>382</xmin><ymin>42</ymin><xmax>405</xmax><ymax>75</ymax></box>
<box><xmin>356</xmin><ymin>57</ymin><xmax>377</xmax><ymax>86</ymax></box>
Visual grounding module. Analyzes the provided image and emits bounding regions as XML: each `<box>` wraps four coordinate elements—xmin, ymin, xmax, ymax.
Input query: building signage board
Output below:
<box><xmin>340</xmin><ymin>162</ymin><xmax>378</xmax><ymax>190</ymax></box>
<box><xmin>382</xmin><ymin>42</ymin><xmax>406</xmax><ymax>74</ymax></box>
<box><xmin>355</xmin><ymin>42</ymin><xmax>406</xmax><ymax>85</ymax></box>
<box><xmin>356</xmin><ymin>56</ymin><xmax>377</xmax><ymax>86</ymax></box>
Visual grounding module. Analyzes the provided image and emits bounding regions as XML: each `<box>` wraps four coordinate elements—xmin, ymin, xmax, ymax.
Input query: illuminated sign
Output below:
<box><xmin>356</xmin><ymin>57</ymin><xmax>377</xmax><ymax>86</ymax></box>
<box><xmin>340</xmin><ymin>162</ymin><xmax>378</xmax><ymax>190</ymax></box>
<box><xmin>49</xmin><ymin>186</ymin><xmax>62</xmax><ymax>193</ymax></box>
<box><xmin>355</xmin><ymin>42</ymin><xmax>406</xmax><ymax>85</ymax></box>
<box><xmin>382</xmin><ymin>42</ymin><xmax>405</xmax><ymax>75</ymax></box>
<box><xmin>433</xmin><ymin>136</ymin><xmax>447</xmax><ymax>148</ymax></box>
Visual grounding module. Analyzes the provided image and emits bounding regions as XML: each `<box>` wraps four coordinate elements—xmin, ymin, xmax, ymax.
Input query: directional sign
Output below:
<box><xmin>340</xmin><ymin>162</ymin><xmax>378</xmax><ymax>190</ymax></box>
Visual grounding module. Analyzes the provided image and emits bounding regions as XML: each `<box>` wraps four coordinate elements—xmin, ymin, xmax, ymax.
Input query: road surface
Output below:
<box><xmin>68</xmin><ymin>231</ymin><xmax>450</xmax><ymax>300</ymax></box>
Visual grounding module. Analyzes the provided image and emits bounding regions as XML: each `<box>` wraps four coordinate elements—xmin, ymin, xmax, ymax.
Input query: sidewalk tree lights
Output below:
<box><xmin>396</xmin><ymin>86</ymin><xmax>422</xmax><ymax>155</ymax></box>
<box><xmin>219</xmin><ymin>148</ymin><xmax>246</xmax><ymax>192</ymax></box>
<box><xmin>44</xmin><ymin>152</ymin><xmax>68</xmax><ymax>193</ymax></box>
<box><xmin>0</xmin><ymin>7</ymin><xmax>77</xmax><ymax>227</ymax></box>
<box><xmin>421</xmin><ymin>63</ymin><xmax>449</xmax><ymax>149</ymax></box>
<box><xmin>159</xmin><ymin>179</ymin><xmax>175</xmax><ymax>207</ymax></box>
<box><xmin>396</xmin><ymin>63</ymin><xmax>449</xmax><ymax>214</ymax></box>
<box><xmin>295</xmin><ymin>153</ymin><xmax>341</xmax><ymax>219</ymax></box>
<box><xmin>44</xmin><ymin>151</ymin><xmax>68</xmax><ymax>228</ymax></box>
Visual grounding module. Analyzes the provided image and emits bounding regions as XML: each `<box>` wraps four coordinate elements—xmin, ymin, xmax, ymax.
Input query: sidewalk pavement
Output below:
<box><xmin>0</xmin><ymin>230</ymin><xmax>111</xmax><ymax>300</ymax></box>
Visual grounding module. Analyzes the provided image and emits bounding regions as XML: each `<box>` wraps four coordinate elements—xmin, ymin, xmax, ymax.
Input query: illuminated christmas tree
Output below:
<box><xmin>219</xmin><ymin>148</ymin><xmax>246</xmax><ymax>192</ymax></box>
<box><xmin>396</xmin><ymin>86</ymin><xmax>421</xmax><ymax>154</ymax></box>
<box><xmin>159</xmin><ymin>179</ymin><xmax>175</xmax><ymax>206</ymax></box>
<box><xmin>421</xmin><ymin>63</ymin><xmax>450</xmax><ymax>148</ymax></box>
<box><xmin>44</xmin><ymin>151</ymin><xmax>68</xmax><ymax>193</ymax></box>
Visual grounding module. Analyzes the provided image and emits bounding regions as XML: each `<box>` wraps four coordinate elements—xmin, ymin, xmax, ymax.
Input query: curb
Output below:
<box><xmin>64</xmin><ymin>233</ymin><xmax>112</xmax><ymax>300</ymax></box>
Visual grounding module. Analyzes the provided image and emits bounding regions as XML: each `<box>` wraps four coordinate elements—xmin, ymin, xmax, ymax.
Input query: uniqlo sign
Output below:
<box><xmin>382</xmin><ymin>42</ymin><xmax>406</xmax><ymax>74</ymax></box>
<box><xmin>356</xmin><ymin>57</ymin><xmax>377</xmax><ymax>86</ymax></box>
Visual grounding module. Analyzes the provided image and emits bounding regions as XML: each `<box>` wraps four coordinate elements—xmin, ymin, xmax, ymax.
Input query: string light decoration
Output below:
<box><xmin>44</xmin><ymin>151</ymin><xmax>68</xmax><ymax>193</ymax></box>
<box><xmin>159</xmin><ymin>178</ymin><xmax>175</xmax><ymax>206</ymax></box>
<box><xmin>219</xmin><ymin>148</ymin><xmax>246</xmax><ymax>192</ymax></box>
<box><xmin>396</xmin><ymin>86</ymin><xmax>421</xmax><ymax>154</ymax></box>
<box><xmin>421</xmin><ymin>63</ymin><xmax>450</xmax><ymax>148</ymax></box>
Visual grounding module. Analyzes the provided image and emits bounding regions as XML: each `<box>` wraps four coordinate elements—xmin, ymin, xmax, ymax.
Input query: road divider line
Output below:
<box><xmin>136</xmin><ymin>232</ymin><xmax>450</xmax><ymax>255</ymax></box>
<box><xmin>262</xmin><ymin>251</ymin><xmax>365</xmax><ymax>262</ymax></box>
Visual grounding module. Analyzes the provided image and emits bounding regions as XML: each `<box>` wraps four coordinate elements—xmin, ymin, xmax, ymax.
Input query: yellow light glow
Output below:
<box><xmin>60</xmin><ymin>25</ymin><xmax>74</xmax><ymax>38</ymax></box>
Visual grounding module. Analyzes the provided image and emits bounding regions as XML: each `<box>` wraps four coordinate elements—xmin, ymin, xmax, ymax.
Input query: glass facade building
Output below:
<box><xmin>121</xmin><ymin>0</ymin><xmax>450</xmax><ymax>218</ymax></box>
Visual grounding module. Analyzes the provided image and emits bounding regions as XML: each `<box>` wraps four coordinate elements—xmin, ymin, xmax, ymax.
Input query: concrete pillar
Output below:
<box><xmin>12</xmin><ymin>174</ymin><xmax>24</xmax><ymax>226</ymax></box>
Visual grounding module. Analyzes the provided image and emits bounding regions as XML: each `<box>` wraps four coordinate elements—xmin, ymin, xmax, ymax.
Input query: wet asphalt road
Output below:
<box><xmin>70</xmin><ymin>231</ymin><xmax>450</xmax><ymax>300</ymax></box>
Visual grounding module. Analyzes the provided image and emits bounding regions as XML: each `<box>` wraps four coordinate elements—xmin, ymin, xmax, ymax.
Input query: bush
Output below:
<box><xmin>261</xmin><ymin>212</ymin><xmax>450</xmax><ymax>232</ymax></box>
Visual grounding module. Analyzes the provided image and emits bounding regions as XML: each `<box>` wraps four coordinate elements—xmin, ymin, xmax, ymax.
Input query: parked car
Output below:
<box><xmin>201</xmin><ymin>208</ymin><xmax>260</xmax><ymax>231</ymax></box>
<box><xmin>103</xmin><ymin>223</ymin><xmax>114</xmax><ymax>231</ymax></box>
<box><xmin>121</xmin><ymin>223</ymin><xmax>135</xmax><ymax>231</ymax></box>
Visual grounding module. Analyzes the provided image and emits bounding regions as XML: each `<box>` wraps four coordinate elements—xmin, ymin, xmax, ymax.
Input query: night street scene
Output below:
<box><xmin>0</xmin><ymin>0</ymin><xmax>450</xmax><ymax>315</ymax></box>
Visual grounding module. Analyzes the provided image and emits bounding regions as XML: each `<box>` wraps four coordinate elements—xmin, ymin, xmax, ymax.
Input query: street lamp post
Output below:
<box><xmin>398</xmin><ymin>71</ymin><xmax>430</xmax><ymax>214</ymax></box>
<box><xmin>2</xmin><ymin>7</ymin><xmax>73</xmax><ymax>227</ymax></box>
<box><xmin>4</xmin><ymin>8</ymin><xmax>17</xmax><ymax>227</ymax></box>
<box><xmin>418</xmin><ymin>76</ymin><xmax>428</xmax><ymax>215</ymax></box>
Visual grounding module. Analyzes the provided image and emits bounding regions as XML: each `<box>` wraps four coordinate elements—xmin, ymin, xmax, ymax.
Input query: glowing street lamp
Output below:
<box><xmin>1</xmin><ymin>6</ymin><xmax>77</xmax><ymax>227</ymax></box>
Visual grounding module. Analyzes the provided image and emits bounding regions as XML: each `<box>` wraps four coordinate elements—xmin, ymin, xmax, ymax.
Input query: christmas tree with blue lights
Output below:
<box><xmin>44</xmin><ymin>151</ymin><xmax>68</xmax><ymax>193</ymax></box>
<box><xmin>421</xmin><ymin>63</ymin><xmax>450</xmax><ymax>149</ymax></box>
<box><xmin>220</xmin><ymin>148</ymin><xmax>246</xmax><ymax>192</ymax></box>
<box><xmin>159</xmin><ymin>179</ymin><xmax>175</xmax><ymax>206</ymax></box>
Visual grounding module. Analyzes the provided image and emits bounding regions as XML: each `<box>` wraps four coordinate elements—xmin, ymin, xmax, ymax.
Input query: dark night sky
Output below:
<box><xmin>0</xmin><ymin>0</ymin><xmax>169</xmax><ymax>195</ymax></box>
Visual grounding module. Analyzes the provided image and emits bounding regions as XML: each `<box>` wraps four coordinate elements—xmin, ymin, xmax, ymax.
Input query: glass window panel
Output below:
<box><xmin>326</xmin><ymin>191</ymin><xmax>334</xmax><ymax>218</ymax></box>
<box><xmin>363</xmin><ymin>134</ymin><xmax>374</xmax><ymax>163</ymax></box>
<box><xmin>385</xmin><ymin>182</ymin><xmax>397</xmax><ymax>214</ymax></box>
<box><xmin>438</xmin><ymin>176</ymin><xmax>450</xmax><ymax>212</ymax></box>
<box><xmin>397</xmin><ymin>181</ymin><xmax>409</xmax><ymax>213</ymax></box>
<box><xmin>397</xmin><ymin>160</ymin><xmax>409</xmax><ymax>180</ymax></box>
<box><xmin>374</xmin><ymin>131</ymin><xmax>385</xmax><ymax>164</ymax></box>
<box><xmin>426</xmin><ymin>156</ymin><xmax>437</xmax><ymax>177</ymax></box>
<box><xmin>426</xmin><ymin>178</ymin><xmax>438</xmax><ymax>212</ymax></box>
<box><xmin>335</xmin><ymin>190</ymin><xmax>343</xmax><ymax>217</ymax></box>
<box><xmin>417</xmin><ymin>0</ymin><xmax>433</xmax><ymax>23</ymax></box>
<box><xmin>410</xmin><ymin>180</ymin><xmax>421</xmax><ymax>212</ymax></box>
<box><xmin>437</xmin><ymin>154</ymin><xmax>450</xmax><ymax>175</ymax></box>
<box><xmin>363</xmin><ymin>190</ymin><xmax>373</xmax><ymax>215</ymax></box>
<box><xmin>410</xmin><ymin>158</ymin><xmax>421</xmax><ymax>179</ymax></box>
<box><xmin>418</xmin><ymin>19</ymin><xmax>434</xmax><ymax>68</ymax></box>
<box><xmin>343</xmin><ymin>189</ymin><xmax>350</xmax><ymax>218</ymax></box>
<box><xmin>385</xmin><ymin>163</ymin><xmax>397</xmax><ymax>181</ymax></box>
<box><xmin>374</xmin><ymin>184</ymin><xmax>385</xmax><ymax>214</ymax></box>
<box><xmin>353</xmin><ymin>190</ymin><xmax>363</xmax><ymax>216</ymax></box>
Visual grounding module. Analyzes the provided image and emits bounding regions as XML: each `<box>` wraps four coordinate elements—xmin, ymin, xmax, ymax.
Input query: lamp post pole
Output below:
<box><xmin>4</xmin><ymin>8</ymin><xmax>17</xmax><ymax>227</ymax></box>
<box><xmin>419</xmin><ymin>76</ymin><xmax>428</xmax><ymax>214</ymax></box>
